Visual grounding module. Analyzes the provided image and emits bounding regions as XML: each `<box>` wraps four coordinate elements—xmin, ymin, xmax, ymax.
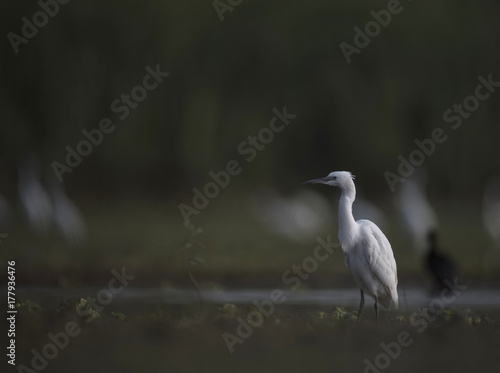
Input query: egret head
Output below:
<box><xmin>303</xmin><ymin>171</ymin><xmax>355</xmax><ymax>189</ymax></box>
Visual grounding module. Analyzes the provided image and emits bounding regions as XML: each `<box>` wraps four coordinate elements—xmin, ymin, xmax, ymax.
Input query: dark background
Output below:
<box><xmin>1</xmin><ymin>0</ymin><xmax>499</xmax><ymax>198</ymax></box>
<box><xmin>1</xmin><ymin>0</ymin><xmax>499</xmax><ymax>282</ymax></box>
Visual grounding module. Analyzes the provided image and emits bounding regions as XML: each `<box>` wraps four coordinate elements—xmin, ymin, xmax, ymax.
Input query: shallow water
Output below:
<box><xmin>16</xmin><ymin>286</ymin><xmax>500</xmax><ymax>313</ymax></box>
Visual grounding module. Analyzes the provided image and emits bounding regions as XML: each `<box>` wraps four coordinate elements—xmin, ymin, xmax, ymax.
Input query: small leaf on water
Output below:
<box><xmin>218</xmin><ymin>303</ymin><xmax>239</xmax><ymax>315</ymax></box>
<box><xmin>394</xmin><ymin>315</ymin><xmax>407</xmax><ymax>324</ymax></box>
<box><xmin>15</xmin><ymin>300</ymin><xmax>41</xmax><ymax>314</ymax></box>
<box><xmin>111</xmin><ymin>312</ymin><xmax>127</xmax><ymax>321</ymax></box>
<box><xmin>75</xmin><ymin>298</ymin><xmax>101</xmax><ymax>321</ymax></box>
<box><xmin>316</xmin><ymin>311</ymin><xmax>329</xmax><ymax>319</ymax></box>
<box><xmin>75</xmin><ymin>298</ymin><xmax>88</xmax><ymax>309</ymax></box>
<box><xmin>332</xmin><ymin>307</ymin><xmax>348</xmax><ymax>320</ymax></box>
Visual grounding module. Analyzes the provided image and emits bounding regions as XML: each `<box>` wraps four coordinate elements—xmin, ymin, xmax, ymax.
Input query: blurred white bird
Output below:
<box><xmin>49</xmin><ymin>181</ymin><xmax>87</xmax><ymax>247</ymax></box>
<box><xmin>483</xmin><ymin>177</ymin><xmax>500</xmax><ymax>246</ymax></box>
<box><xmin>304</xmin><ymin>171</ymin><xmax>398</xmax><ymax>320</ymax></box>
<box><xmin>248</xmin><ymin>187</ymin><xmax>333</xmax><ymax>242</ymax></box>
<box><xmin>18</xmin><ymin>155</ymin><xmax>53</xmax><ymax>237</ymax></box>
<box><xmin>396</xmin><ymin>173</ymin><xmax>437</xmax><ymax>252</ymax></box>
<box><xmin>18</xmin><ymin>154</ymin><xmax>86</xmax><ymax>246</ymax></box>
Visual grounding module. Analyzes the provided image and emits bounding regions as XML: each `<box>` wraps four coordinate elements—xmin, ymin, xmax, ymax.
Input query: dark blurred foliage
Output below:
<box><xmin>1</xmin><ymin>0</ymin><xmax>500</xmax><ymax>201</ymax></box>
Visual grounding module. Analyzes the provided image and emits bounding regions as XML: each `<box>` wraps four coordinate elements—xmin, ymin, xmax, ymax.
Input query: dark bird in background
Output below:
<box><xmin>425</xmin><ymin>230</ymin><xmax>458</xmax><ymax>293</ymax></box>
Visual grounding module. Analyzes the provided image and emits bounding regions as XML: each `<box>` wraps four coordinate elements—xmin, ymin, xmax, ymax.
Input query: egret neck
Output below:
<box><xmin>338</xmin><ymin>180</ymin><xmax>358</xmax><ymax>250</ymax></box>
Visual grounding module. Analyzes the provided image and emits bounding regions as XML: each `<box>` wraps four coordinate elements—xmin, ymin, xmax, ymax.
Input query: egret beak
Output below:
<box><xmin>302</xmin><ymin>177</ymin><xmax>329</xmax><ymax>185</ymax></box>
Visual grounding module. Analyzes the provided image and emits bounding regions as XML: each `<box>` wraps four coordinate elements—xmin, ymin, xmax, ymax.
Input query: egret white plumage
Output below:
<box><xmin>304</xmin><ymin>171</ymin><xmax>398</xmax><ymax>320</ymax></box>
<box><xmin>18</xmin><ymin>156</ymin><xmax>53</xmax><ymax>237</ymax></box>
<box><xmin>248</xmin><ymin>187</ymin><xmax>333</xmax><ymax>242</ymax></box>
<box><xmin>396</xmin><ymin>174</ymin><xmax>437</xmax><ymax>251</ymax></box>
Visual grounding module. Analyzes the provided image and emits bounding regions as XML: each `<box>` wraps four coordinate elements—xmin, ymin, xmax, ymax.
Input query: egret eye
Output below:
<box><xmin>333</xmin><ymin>176</ymin><xmax>337</xmax><ymax>180</ymax></box>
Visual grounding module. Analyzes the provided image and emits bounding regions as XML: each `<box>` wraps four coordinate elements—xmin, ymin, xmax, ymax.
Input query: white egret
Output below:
<box><xmin>248</xmin><ymin>187</ymin><xmax>333</xmax><ymax>242</ymax></box>
<box><xmin>396</xmin><ymin>173</ymin><xmax>437</xmax><ymax>252</ymax></box>
<box><xmin>18</xmin><ymin>155</ymin><xmax>53</xmax><ymax>237</ymax></box>
<box><xmin>304</xmin><ymin>171</ymin><xmax>398</xmax><ymax>320</ymax></box>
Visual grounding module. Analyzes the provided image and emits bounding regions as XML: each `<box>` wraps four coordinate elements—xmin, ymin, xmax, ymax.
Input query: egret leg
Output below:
<box><xmin>357</xmin><ymin>289</ymin><xmax>365</xmax><ymax>321</ymax></box>
<box><xmin>374</xmin><ymin>298</ymin><xmax>379</xmax><ymax>322</ymax></box>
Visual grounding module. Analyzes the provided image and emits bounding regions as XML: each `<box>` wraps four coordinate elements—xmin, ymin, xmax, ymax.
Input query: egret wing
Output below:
<box><xmin>344</xmin><ymin>252</ymin><xmax>350</xmax><ymax>268</ymax></box>
<box><xmin>358</xmin><ymin>220</ymin><xmax>398</xmax><ymax>292</ymax></box>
